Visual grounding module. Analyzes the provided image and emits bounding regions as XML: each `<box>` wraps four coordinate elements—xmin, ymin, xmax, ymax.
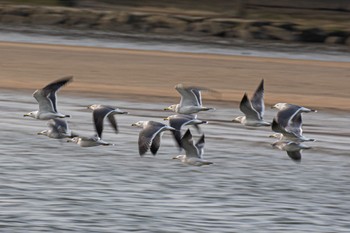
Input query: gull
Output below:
<box><xmin>272</xmin><ymin>140</ymin><xmax>311</xmax><ymax>162</ymax></box>
<box><xmin>232</xmin><ymin>79</ymin><xmax>270</xmax><ymax>127</ymax></box>
<box><xmin>270</xmin><ymin>103</ymin><xmax>316</xmax><ymax>142</ymax></box>
<box><xmin>38</xmin><ymin>118</ymin><xmax>77</xmax><ymax>139</ymax></box>
<box><xmin>164</xmin><ymin>84</ymin><xmax>216</xmax><ymax>114</ymax></box>
<box><xmin>87</xmin><ymin>104</ymin><xmax>128</xmax><ymax>135</ymax></box>
<box><xmin>164</xmin><ymin>114</ymin><xmax>207</xmax><ymax>149</ymax></box>
<box><xmin>24</xmin><ymin>76</ymin><xmax>73</xmax><ymax>120</ymax></box>
<box><xmin>67</xmin><ymin>105</ymin><xmax>126</xmax><ymax>147</ymax></box>
<box><xmin>269</xmin><ymin>119</ymin><xmax>315</xmax><ymax>142</ymax></box>
<box><xmin>131</xmin><ymin>121</ymin><xmax>176</xmax><ymax>156</ymax></box>
<box><xmin>173</xmin><ymin>129</ymin><xmax>213</xmax><ymax>166</ymax></box>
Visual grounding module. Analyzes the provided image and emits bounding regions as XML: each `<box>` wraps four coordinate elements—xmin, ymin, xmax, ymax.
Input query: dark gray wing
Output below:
<box><xmin>107</xmin><ymin>114</ymin><xmax>118</xmax><ymax>134</ymax></box>
<box><xmin>92</xmin><ymin>106</ymin><xmax>115</xmax><ymax>138</ymax></box>
<box><xmin>251</xmin><ymin>79</ymin><xmax>264</xmax><ymax>118</ymax></box>
<box><xmin>150</xmin><ymin>133</ymin><xmax>161</xmax><ymax>155</ymax></box>
<box><xmin>195</xmin><ymin>134</ymin><xmax>205</xmax><ymax>158</ymax></box>
<box><xmin>181</xmin><ymin>129</ymin><xmax>200</xmax><ymax>158</ymax></box>
<box><xmin>276</xmin><ymin>106</ymin><xmax>303</xmax><ymax>136</ymax></box>
<box><xmin>287</xmin><ymin>151</ymin><xmax>302</xmax><ymax>162</ymax></box>
<box><xmin>271</xmin><ymin>118</ymin><xmax>298</xmax><ymax>138</ymax></box>
<box><xmin>48</xmin><ymin>118</ymin><xmax>68</xmax><ymax>134</ymax></box>
<box><xmin>138</xmin><ymin>122</ymin><xmax>167</xmax><ymax>156</ymax></box>
<box><xmin>41</xmin><ymin>76</ymin><xmax>73</xmax><ymax>112</ymax></box>
<box><xmin>239</xmin><ymin>93</ymin><xmax>261</xmax><ymax>120</ymax></box>
<box><xmin>190</xmin><ymin>88</ymin><xmax>202</xmax><ymax>106</ymax></box>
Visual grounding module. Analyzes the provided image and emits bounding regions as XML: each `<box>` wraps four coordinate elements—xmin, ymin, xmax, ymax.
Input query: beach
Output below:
<box><xmin>0</xmin><ymin>41</ymin><xmax>349</xmax><ymax>111</ymax></box>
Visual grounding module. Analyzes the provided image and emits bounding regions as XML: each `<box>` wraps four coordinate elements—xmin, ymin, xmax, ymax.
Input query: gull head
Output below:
<box><xmin>131</xmin><ymin>121</ymin><xmax>145</xmax><ymax>128</ymax></box>
<box><xmin>87</xmin><ymin>104</ymin><xmax>100</xmax><ymax>110</ymax></box>
<box><xmin>37</xmin><ymin>130</ymin><xmax>48</xmax><ymax>136</ymax></box>
<box><xmin>24</xmin><ymin>111</ymin><xmax>38</xmax><ymax>118</ymax></box>
<box><xmin>67</xmin><ymin>137</ymin><xmax>79</xmax><ymax>144</ymax></box>
<box><xmin>172</xmin><ymin>154</ymin><xmax>186</xmax><ymax>162</ymax></box>
<box><xmin>164</xmin><ymin>104</ymin><xmax>177</xmax><ymax>111</ymax></box>
<box><xmin>271</xmin><ymin>103</ymin><xmax>287</xmax><ymax>110</ymax></box>
<box><xmin>232</xmin><ymin>116</ymin><xmax>244</xmax><ymax>124</ymax></box>
<box><xmin>269</xmin><ymin>133</ymin><xmax>283</xmax><ymax>140</ymax></box>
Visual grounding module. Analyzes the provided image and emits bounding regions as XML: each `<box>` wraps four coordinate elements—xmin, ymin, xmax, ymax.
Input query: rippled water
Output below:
<box><xmin>0</xmin><ymin>89</ymin><xmax>350</xmax><ymax>232</ymax></box>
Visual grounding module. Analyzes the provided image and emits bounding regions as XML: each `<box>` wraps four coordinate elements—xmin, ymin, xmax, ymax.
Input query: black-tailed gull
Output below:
<box><xmin>232</xmin><ymin>79</ymin><xmax>271</xmax><ymax>127</ymax></box>
<box><xmin>173</xmin><ymin>129</ymin><xmax>213</xmax><ymax>166</ymax></box>
<box><xmin>67</xmin><ymin>105</ymin><xmax>126</xmax><ymax>147</ymax></box>
<box><xmin>164</xmin><ymin>84</ymin><xmax>216</xmax><ymax>114</ymax></box>
<box><xmin>38</xmin><ymin>118</ymin><xmax>77</xmax><ymax>139</ymax></box>
<box><xmin>24</xmin><ymin>76</ymin><xmax>73</xmax><ymax>120</ymax></box>
<box><xmin>270</xmin><ymin>103</ymin><xmax>316</xmax><ymax>142</ymax></box>
<box><xmin>272</xmin><ymin>140</ymin><xmax>311</xmax><ymax>162</ymax></box>
<box><xmin>131</xmin><ymin>121</ymin><xmax>176</xmax><ymax>156</ymax></box>
<box><xmin>164</xmin><ymin>114</ymin><xmax>207</xmax><ymax>149</ymax></box>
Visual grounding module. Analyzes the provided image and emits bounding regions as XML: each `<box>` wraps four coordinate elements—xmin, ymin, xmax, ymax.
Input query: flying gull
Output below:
<box><xmin>38</xmin><ymin>118</ymin><xmax>77</xmax><ymax>139</ymax></box>
<box><xmin>270</xmin><ymin>103</ymin><xmax>316</xmax><ymax>142</ymax></box>
<box><xmin>232</xmin><ymin>79</ymin><xmax>271</xmax><ymax>127</ymax></box>
<box><xmin>164</xmin><ymin>84</ymin><xmax>216</xmax><ymax>114</ymax></box>
<box><xmin>67</xmin><ymin>105</ymin><xmax>127</xmax><ymax>147</ymax></box>
<box><xmin>272</xmin><ymin>140</ymin><xmax>311</xmax><ymax>162</ymax></box>
<box><xmin>131</xmin><ymin>121</ymin><xmax>176</xmax><ymax>156</ymax></box>
<box><xmin>24</xmin><ymin>76</ymin><xmax>73</xmax><ymax>120</ymax></box>
<box><xmin>164</xmin><ymin>114</ymin><xmax>207</xmax><ymax>149</ymax></box>
<box><xmin>173</xmin><ymin>129</ymin><xmax>213</xmax><ymax>166</ymax></box>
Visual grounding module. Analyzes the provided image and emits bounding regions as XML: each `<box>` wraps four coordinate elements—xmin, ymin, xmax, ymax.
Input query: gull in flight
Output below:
<box><xmin>232</xmin><ymin>79</ymin><xmax>270</xmax><ymax>127</ymax></box>
<box><xmin>38</xmin><ymin>118</ymin><xmax>77</xmax><ymax>139</ymax></box>
<box><xmin>164</xmin><ymin>114</ymin><xmax>207</xmax><ymax>149</ymax></box>
<box><xmin>173</xmin><ymin>129</ymin><xmax>213</xmax><ymax>166</ymax></box>
<box><xmin>131</xmin><ymin>121</ymin><xmax>176</xmax><ymax>156</ymax></box>
<box><xmin>67</xmin><ymin>105</ymin><xmax>127</xmax><ymax>147</ymax></box>
<box><xmin>270</xmin><ymin>103</ymin><xmax>316</xmax><ymax>142</ymax></box>
<box><xmin>272</xmin><ymin>140</ymin><xmax>311</xmax><ymax>162</ymax></box>
<box><xmin>164</xmin><ymin>84</ymin><xmax>216</xmax><ymax>114</ymax></box>
<box><xmin>24</xmin><ymin>76</ymin><xmax>73</xmax><ymax>120</ymax></box>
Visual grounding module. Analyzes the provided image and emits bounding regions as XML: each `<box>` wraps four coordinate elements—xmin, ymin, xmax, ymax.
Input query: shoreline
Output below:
<box><xmin>0</xmin><ymin>41</ymin><xmax>349</xmax><ymax>111</ymax></box>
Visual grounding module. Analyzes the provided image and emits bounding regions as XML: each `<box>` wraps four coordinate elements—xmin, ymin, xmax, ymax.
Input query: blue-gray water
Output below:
<box><xmin>1</xmin><ymin>89</ymin><xmax>350</xmax><ymax>232</ymax></box>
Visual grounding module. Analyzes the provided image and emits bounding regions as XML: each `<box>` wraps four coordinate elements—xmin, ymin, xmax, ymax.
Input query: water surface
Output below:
<box><xmin>0</xmin><ymin>90</ymin><xmax>349</xmax><ymax>232</ymax></box>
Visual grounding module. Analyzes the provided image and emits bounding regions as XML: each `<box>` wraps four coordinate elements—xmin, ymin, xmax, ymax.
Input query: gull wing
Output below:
<box><xmin>138</xmin><ymin>122</ymin><xmax>168</xmax><ymax>156</ymax></box>
<box><xmin>286</xmin><ymin>151</ymin><xmax>302</xmax><ymax>162</ymax></box>
<box><xmin>92</xmin><ymin>106</ymin><xmax>116</xmax><ymax>138</ymax></box>
<box><xmin>276</xmin><ymin>106</ymin><xmax>304</xmax><ymax>136</ymax></box>
<box><xmin>168</xmin><ymin>115</ymin><xmax>194</xmax><ymax>148</ymax></box>
<box><xmin>181</xmin><ymin>129</ymin><xmax>200</xmax><ymax>158</ymax></box>
<box><xmin>271</xmin><ymin>118</ymin><xmax>299</xmax><ymax>138</ymax></box>
<box><xmin>150</xmin><ymin>133</ymin><xmax>161</xmax><ymax>155</ymax></box>
<box><xmin>33</xmin><ymin>89</ymin><xmax>56</xmax><ymax>113</ymax></box>
<box><xmin>195</xmin><ymin>134</ymin><xmax>205</xmax><ymax>159</ymax></box>
<box><xmin>239</xmin><ymin>93</ymin><xmax>261</xmax><ymax>121</ymax></box>
<box><xmin>40</xmin><ymin>76</ymin><xmax>73</xmax><ymax>112</ymax></box>
<box><xmin>175</xmin><ymin>84</ymin><xmax>200</xmax><ymax>107</ymax></box>
<box><xmin>48</xmin><ymin>118</ymin><xmax>69</xmax><ymax>134</ymax></box>
<box><xmin>251</xmin><ymin>79</ymin><xmax>265</xmax><ymax>118</ymax></box>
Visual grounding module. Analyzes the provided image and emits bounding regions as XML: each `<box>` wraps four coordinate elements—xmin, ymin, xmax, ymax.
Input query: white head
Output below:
<box><xmin>131</xmin><ymin>121</ymin><xmax>146</xmax><ymax>128</ymax></box>
<box><xmin>87</xmin><ymin>104</ymin><xmax>100</xmax><ymax>110</ymax></box>
<box><xmin>24</xmin><ymin>111</ymin><xmax>38</xmax><ymax>119</ymax></box>
<box><xmin>232</xmin><ymin>116</ymin><xmax>245</xmax><ymax>124</ymax></box>
<box><xmin>67</xmin><ymin>137</ymin><xmax>80</xmax><ymax>144</ymax></box>
<box><xmin>269</xmin><ymin>133</ymin><xmax>283</xmax><ymax>140</ymax></box>
<box><xmin>272</xmin><ymin>103</ymin><xmax>287</xmax><ymax>110</ymax></box>
<box><xmin>172</xmin><ymin>154</ymin><xmax>186</xmax><ymax>162</ymax></box>
<box><xmin>164</xmin><ymin>104</ymin><xmax>178</xmax><ymax>112</ymax></box>
<box><xmin>37</xmin><ymin>130</ymin><xmax>48</xmax><ymax>136</ymax></box>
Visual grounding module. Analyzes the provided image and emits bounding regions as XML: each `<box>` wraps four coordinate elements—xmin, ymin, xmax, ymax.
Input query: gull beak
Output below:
<box><xmin>163</xmin><ymin>117</ymin><xmax>169</xmax><ymax>121</ymax></box>
<box><xmin>231</xmin><ymin>119</ymin><xmax>239</xmax><ymax>123</ymax></box>
<box><xmin>164</xmin><ymin>107</ymin><xmax>170</xmax><ymax>111</ymax></box>
<box><xmin>131</xmin><ymin>123</ymin><xmax>136</xmax><ymax>126</ymax></box>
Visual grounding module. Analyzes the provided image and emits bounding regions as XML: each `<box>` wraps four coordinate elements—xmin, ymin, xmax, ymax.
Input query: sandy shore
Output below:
<box><xmin>0</xmin><ymin>41</ymin><xmax>349</xmax><ymax>111</ymax></box>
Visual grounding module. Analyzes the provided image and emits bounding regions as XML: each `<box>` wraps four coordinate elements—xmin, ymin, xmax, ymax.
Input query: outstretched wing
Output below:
<box><xmin>287</xmin><ymin>151</ymin><xmax>302</xmax><ymax>162</ymax></box>
<box><xmin>251</xmin><ymin>79</ymin><xmax>265</xmax><ymax>118</ymax></box>
<box><xmin>175</xmin><ymin>84</ymin><xmax>199</xmax><ymax>107</ymax></box>
<box><xmin>181</xmin><ymin>129</ymin><xmax>200</xmax><ymax>158</ymax></box>
<box><xmin>138</xmin><ymin>122</ymin><xmax>168</xmax><ymax>156</ymax></box>
<box><xmin>41</xmin><ymin>76</ymin><xmax>73</xmax><ymax>112</ymax></box>
<box><xmin>239</xmin><ymin>93</ymin><xmax>261</xmax><ymax>121</ymax></box>
<box><xmin>92</xmin><ymin>106</ymin><xmax>115</xmax><ymax>138</ymax></box>
<box><xmin>195</xmin><ymin>134</ymin><xmax>205</xmax><ymax>158</ymax></box>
